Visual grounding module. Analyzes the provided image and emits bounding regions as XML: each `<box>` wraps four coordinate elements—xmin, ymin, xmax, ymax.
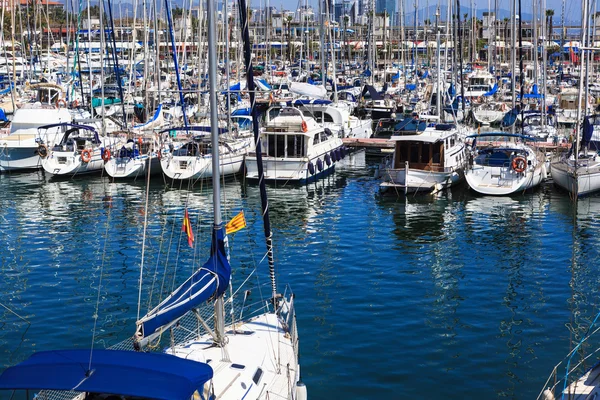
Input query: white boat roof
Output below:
<box><xmin>389</xmin><ymin>135</ymin><xmax>441</xmax><ymax>143</ymax></box>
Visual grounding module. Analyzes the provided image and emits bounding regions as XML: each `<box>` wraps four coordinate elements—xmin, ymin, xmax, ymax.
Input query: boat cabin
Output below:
<box><xmin>391</xmin><ymin>129</ymin><xmax>459</xmax><ymax>172</ymax></box>
<box><xmin>261</xmin><ymin>107</ymin><xmax>325</xmax><ymax>158</ymax></box>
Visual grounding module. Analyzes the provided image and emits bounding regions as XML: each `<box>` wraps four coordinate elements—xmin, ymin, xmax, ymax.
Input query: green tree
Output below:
<box><xmin>546</xmin><ymin>9</ymin><xmax>554</xmax><ymax>40</ymax></box>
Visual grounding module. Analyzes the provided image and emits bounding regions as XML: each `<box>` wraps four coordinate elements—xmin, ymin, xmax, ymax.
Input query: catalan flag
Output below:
<box><xmin>225</xmin><ymin>211</ymin><xmax>247</xmax><ymax>235</ymax></box>
<box><xmin>182</xmin><ymin>209</ymin><xmax>194</xmax><ymax>248</ymax></box>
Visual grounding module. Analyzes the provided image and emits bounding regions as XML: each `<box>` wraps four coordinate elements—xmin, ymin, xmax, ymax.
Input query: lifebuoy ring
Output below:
<box><xmin>137</xmin><ymin>137</ymin><xmax>143</xmax><ymax>146</ymax></box>
<box><xmin>102</xmin><ymin>148</ymin><xmax>111</xmax><ymax>162</ymax></box>
<box><xmin>511</xmin><ymin>156</ymin><xmax>527</xmax><ymax>173</ymax></box>
<box><xmin>81</xmin><ymin>149</ymin><xmax>92</xmax><ymax>163</ymax></box>
<box><xmin>316</xmin><ymin>158</ymin><xmax>323</xmax><ymax>172</ymax></box>
<box><xmin>72</xmin><ymin>99</ymin><xmax>79</xmax><ymax>108</ymax></box>
<box><xmin>308</xmin><ymin>161</ymin><xmax>315</xmax><ymax>175</ymax></box>
<box><xmin>56</xmin><ymin>99</ymin><xmax>67</xmax><ymax>108</ymax></box>
<box><xmin>325</xmin><ymin>154</ymin><xmax>332</xmax><ymax>166</ymax></box>
<box><xmin>301</xmin><ymin>120</ymin><xmax>308</xmax><ymax>133</ymax></box>
<box><xmin>37</xmin><ymin>144</ymin><xmax>48</xmax><ymax>158</ymax></box>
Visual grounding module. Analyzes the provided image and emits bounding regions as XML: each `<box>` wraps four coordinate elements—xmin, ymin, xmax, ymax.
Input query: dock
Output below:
<box><xmin>342</xmin><ymin>138</ymin><xmax>394</xmax><ymax>149</ymax></box>
<box><xmin>343</xmin><ymin>138</ymin><xmax>571</xmax><ymax>153</ymax></box>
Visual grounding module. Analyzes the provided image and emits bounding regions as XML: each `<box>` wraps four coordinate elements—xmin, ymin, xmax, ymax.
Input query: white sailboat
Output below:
<box><xmin>159</xmin><ymin>125</ymin><xmax>254</xmax><ymax>181</ymax></box>
<box><xmin>40</xmin><ymin>123</ymin><xmax>121</xmax><ymax>177</ymax></box>
<box><xmin>465</xmin><ymin>133</ymin><xmax>548</xmax><ymax>195</ymax></box>
<box><xmin>550</xmin><ymin>6</ymin><xmax>600</xmax><ymax>198</ymax></box>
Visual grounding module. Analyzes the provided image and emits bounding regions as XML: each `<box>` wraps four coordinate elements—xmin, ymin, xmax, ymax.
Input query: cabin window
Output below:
<box><xmin>252</xmin><ymin>368</ymin><xmax>264</xmax><ymax>384</ymax></box>
<box><xmin>320</xmin><ymin>131</ymin><xmax>329</xmax><ymax>142</ymax></box>
<box><xmin>313</xmin><ymin>133</ymin><xmax>320</xmax><ymax>144</ymax></box>
<box><xmin>286</xmin><ymin>135</ymin><xmax>305</xmax><ymax>157</ymax></box>
<box><xmin>432</xmin><ymin>144</ymin><xmax>441</xmax><ymax>164</ymax></box>
<box><xmin>450</xmin><ymin>137</ymin><xmax>456</xmax><ymax>147</ymax></box>
<box><xmin>231</xmin><ymin>364</ymin><xmax>246</xmax><ymax>370</ymax></box>
<box><xmin>314</xmin><ymin>112</ymin><xmax>323</xmax><ymax>123</ymax></box>
<box><xmin>409</xmin><ymin>143</ymin><xmax>420</xmax><ymax>163</ymax></box>
<box><xmin>323</xmin><ymin>113</ymin><xmax>334</xmax><ymax>123</ymax></box>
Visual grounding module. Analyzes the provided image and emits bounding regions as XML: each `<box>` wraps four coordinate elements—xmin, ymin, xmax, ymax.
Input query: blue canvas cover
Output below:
<box><xmin>483</xmin><ymin>83</ymin><xmax>498</xmax><ymax>97</ymax></box>
<box><xmin>501</xmin><ymin>107</ymin><xmax>519</xmax><ymax>128</ymax></box>
<box><xmin>0</xmin><ymin>349</ymin><xmax>212</xmax><ymax>400</ymax></box>
<box><xmin>136</xmin><ymin>227</ymin><xmax>231</xmax><ymax>341</ymax></box>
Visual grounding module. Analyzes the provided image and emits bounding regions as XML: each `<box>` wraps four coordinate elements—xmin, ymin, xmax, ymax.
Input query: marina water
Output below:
<box><xmin>1</xmin><ymin>155</ymin><xmax>600</xmax><ymax>399</ymax></box>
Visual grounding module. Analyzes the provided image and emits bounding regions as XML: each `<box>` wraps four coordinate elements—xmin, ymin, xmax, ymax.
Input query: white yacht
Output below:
<box><xmin>160</xmin><ymin>125</ymin><xmax>254</xmax><ymax>181</ymax></box>
<box><xmin>40</xmin><ymin>123</ymin><xmax>120</xmax><ymax>177</ymax></box>
<box><xmin>379</xmin><ymin>123</ymin><xmax>468</xmax><ymax>194</ymax></box>
<box><xmin>245</xmin><ymin>106</ymin><xmax>344</xmax><ymax>184</ymax></box>
<box><xmin>465</xmin><ymin>133</ymin><xmax>548</xmax><ymax>195</ymax></box>
<box><xmin>0</xmin><ymin>104</ymin><xmax>72</xmax><ymax>172</ymax></box>
<box><xmin>104</xmin><ymin>133</ymin><xmax>161</xmax><ymax>179</ymax></box>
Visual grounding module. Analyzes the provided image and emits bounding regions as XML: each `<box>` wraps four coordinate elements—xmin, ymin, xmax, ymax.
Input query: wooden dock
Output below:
<box><xmin>342</xmin><ymin>138</ymin><xmax>394</xmax><ymax>149</ymax></box>
<box><xmin>342</xmin><ymin>137</ymin><xmax>571</xmax><ymax>153</ymax></box>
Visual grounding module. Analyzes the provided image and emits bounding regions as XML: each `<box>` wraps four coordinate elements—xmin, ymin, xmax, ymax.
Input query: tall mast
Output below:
<box><xmin>206</xmin><ymin>0</ymin><xmax>226</xmax><ymax>345</ymax></box>
<box><xmin>575</xmin><ymin>0</ymin><xmax>590</xmax><ymax>165</ymax></box>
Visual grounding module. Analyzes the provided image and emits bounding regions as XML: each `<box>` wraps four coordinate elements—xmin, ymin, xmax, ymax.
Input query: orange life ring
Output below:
<box><xmin>137</xmin><ymin>137</ymin><xmax>143</xmax><ymax>146</ymax></box>
<box><xmin>511</xmin><ymin>156</ymin><xmax>527</xmax><ymax>173</ymax></box>
<box><xmin>81</xmin><ymin>149</ymin><xmax>92</xmax><ymax>163</ymax></box>
<box><xmin>301</xmin><ymin>120</ymin><xmax>308</xmax><ymax>133</ymax></box>
<box><xmin>56</xmin><ymin>99</ymin><xmax>67</xmax><ymax>108</ymax></box>
<box><xmin>72</xmin><ymin>99</ymin><xmax>79</xmax><ymax>108</ymax></box>
<box><xmin>102</xmin><ymin>148</ymin><xmax>111</xmax><ymax>162</ymax></box>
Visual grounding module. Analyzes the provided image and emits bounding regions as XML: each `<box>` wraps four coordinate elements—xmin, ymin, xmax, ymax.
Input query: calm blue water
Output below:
<box><xmin>2</xmin><ymin>154</ymin><xmax>600</xmax><ymax>399</ymax></box>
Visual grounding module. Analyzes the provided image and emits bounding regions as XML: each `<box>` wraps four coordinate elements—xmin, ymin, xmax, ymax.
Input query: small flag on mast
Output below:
<box><xmin>225</xmin><ymin>211</ymin><xmax>247</xmax><ymax>235</ymax></box>
<box><xmin>182</xmin><ymin>209</ymin><xmax>194</xmax><ymax>248</ymax></box>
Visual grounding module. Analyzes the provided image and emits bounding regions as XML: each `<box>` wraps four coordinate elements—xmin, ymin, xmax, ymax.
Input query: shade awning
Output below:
<box><xmin>0</xmin><ymin>350</ymin><xmax>213</xmax><ymax>400</ymax></box>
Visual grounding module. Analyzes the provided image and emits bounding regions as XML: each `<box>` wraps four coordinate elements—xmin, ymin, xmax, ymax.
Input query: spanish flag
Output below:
<box><xmin>182</xmin><ymin>209</ymin><xmax>194</xmax><ymax>248</ymax></box>
<box><xmin>225</xmin><ymin>211</ymin><xmax>247</xmax><ymax>235</ymax></box>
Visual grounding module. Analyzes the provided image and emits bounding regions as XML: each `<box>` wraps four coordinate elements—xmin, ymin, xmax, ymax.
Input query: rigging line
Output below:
<box><xmin>137</xmin><ymin>134</ymin><xmax>154</xmax><ymax>321</ymax></box>
<box><xmin>88</xmin><ymin>173</ymin><xmax>114</xmax><ymax>372</ymax></box>
<box><xmin>0</xmin><ymin>302</ymin><xmax>30</xmax><ymax>325</ymax></box>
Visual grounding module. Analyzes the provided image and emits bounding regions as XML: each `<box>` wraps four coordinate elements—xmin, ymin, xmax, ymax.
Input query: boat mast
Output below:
<box><xmin>238</xmin><ymin>0</ymin><xmax>278</xmax><ymax>305</ymax></box>
<box><xmin>575</xmin><ymin>0</ymin><xmax>590</xmax><ymax>165</ymax></box>
<box><xmin>436</xmin><ymin>6</ymin><xmax>441</xmax><ymax>117</ymax></box>
<box><xmin>206</xmin><ymin>0</ymin><xmax>226</xmax><ymax>345</ymax></box>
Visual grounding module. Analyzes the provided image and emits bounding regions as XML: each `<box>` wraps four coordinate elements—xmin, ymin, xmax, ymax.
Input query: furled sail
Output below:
<box><xmin>135</xmin><ymin>228</ymin><xmax>231</xmax><ymax>343</ymax></box>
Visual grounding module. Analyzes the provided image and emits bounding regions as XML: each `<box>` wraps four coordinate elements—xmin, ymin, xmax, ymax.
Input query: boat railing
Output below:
<box><xmin>536</xmin><ymin>331</ymin><xmax>600</xmax><ymax>400</ymax></box>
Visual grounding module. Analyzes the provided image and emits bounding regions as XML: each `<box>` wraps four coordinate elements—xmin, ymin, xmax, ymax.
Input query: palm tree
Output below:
<box><xmin>546</xmin><ymin>9</ymin><xmax>554</xmax><ymax>40</ymax></box>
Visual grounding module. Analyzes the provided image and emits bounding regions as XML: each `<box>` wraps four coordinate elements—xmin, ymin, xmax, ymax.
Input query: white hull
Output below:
<box><xmin>161</xmin><ymin>151</ymin><xmax>247</xmax><ymax>180</ymax></box>
<box><xmin>472</xmin><ymin>109</ymin><xmax>504</xmax><ymax>125</ymax></box>
<box><xmin>345</xmin><ymin>117</ymin><xmax>373</xmax><ymax>139</ymax></box>
<box><xmin>246</xmin><ymin>145</ymin><xmax>344</xmax><ymax>184</ymax></box>
<box><xmin>551</xmin><ymin>157</ymin><xmax>600</xmax><ymax>196</ymax></box>
<box><xmin>380</xmin><ymin>168</ymin><xmax>463</xmax><ymax>193</ymax></box>
<box><xmin>0</xmin><ymin>145</ymin><xmax>42</xmax><ymax>171</ymax></box>
<box><xmin>104</xmin><ymin>155</ymin><xmax>161</xmax><ymax>179</ymax></box>
<box><xmin>465</xmin><ymin>163</ymin><xmax>546</xmax><ymax>195</ymax></box>
<box><xmin>42</xmin><ymin>149</ymin><xmax>106</xmax><ymax>176</ymax></box>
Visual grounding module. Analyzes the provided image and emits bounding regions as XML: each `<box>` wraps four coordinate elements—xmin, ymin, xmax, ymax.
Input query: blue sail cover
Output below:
<box><xmin>501</xmin><ymin>107</ymin><xmax>519</xmax><ymax>128</ymax></box>
<box><xmin>583</xmin><ymin>116</ymin><xmax>593</xmax><ymax>147</ymax></box>
<box><xmin>0</xmin><ymin>350</ymin><xmax>213</xmax><ymax>400</ymax></box>
<box><xmin>136</xmin><ymin>227</ymin><xmax>231</xmax><ymax>340</ymax></box>
<box><xmin>483</xmin><ymin>83</ymin><xmax>498</xmax><ymax>97</ymax></box>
